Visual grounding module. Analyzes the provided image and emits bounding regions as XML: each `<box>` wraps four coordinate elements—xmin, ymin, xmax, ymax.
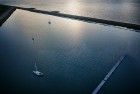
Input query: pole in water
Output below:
<box><xmin>32</xmin><ymin>37</ymin><xmax>44</xmax><ymax>77</ymax></box>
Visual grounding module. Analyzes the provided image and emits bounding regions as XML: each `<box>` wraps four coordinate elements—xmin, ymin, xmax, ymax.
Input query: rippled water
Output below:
<box><xmin>0</xmin><ymin>9</ymin><xmax>140</xmax><ymax>94</ymax></box>
<box><xmin>0</xmin><ymin>0</ymin><xmax>140</xmax><ymax>24</ymax></box>
<box><xmin>0</xmin><ymin>0</ymin><xmax>140</xmax><ymax>93</ymax></box>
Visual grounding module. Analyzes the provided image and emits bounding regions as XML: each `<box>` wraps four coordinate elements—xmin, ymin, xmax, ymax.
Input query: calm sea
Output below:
<box><xmin>0</xmin><ymin>0</ymin><xmax>140</xmax><ymax>94</ymax></box>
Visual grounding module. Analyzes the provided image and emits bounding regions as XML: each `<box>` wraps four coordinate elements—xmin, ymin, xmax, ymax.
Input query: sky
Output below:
<box><xmin>0</xmin><ymin>0</ymin><xmax>140</xmax><ymax>4</ymax></box>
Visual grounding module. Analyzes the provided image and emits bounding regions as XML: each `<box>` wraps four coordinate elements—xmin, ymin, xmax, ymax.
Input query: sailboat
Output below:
<box><xmin>33</xmin><ymin>62</ymin><xmax>44</xmax><ymax>76</ymax></box>
<box><xmin>32</xmin><ymin>37</ymin><xmax>44</xmax><ymax>77</ymax></box>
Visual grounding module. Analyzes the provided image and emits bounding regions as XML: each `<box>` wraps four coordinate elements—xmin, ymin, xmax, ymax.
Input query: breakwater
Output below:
<box><xmin>17</xmin><ymin>7</ymin><xmax>140</xmax><ymax>30</ymax></box>
<box><xmin>1</xmin><ymin>4</ymin><xmax>140</xmax><ymax>30</ymax></box>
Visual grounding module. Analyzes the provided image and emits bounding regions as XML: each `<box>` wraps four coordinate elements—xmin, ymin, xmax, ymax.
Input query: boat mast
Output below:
<box><xmin>32</xmin><ymin>37</ymin><xmax>38</xmax><ymax>71</ymax></box>
<box><xmin>34</xmin><ymin>61</ymin><xmax>38</xmax><ymax>71</ymax></box>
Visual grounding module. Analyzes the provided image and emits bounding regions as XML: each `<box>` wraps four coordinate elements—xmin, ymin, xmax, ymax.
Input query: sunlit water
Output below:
<box><xmin>0</xmin><ymin>9</ymin><xmax>140</xmax><ymax>94</ymax></box>
<box><xmin>0</xmin><ymin>0</ymin><xmax>140</xmax><ymax>24</ymax></box>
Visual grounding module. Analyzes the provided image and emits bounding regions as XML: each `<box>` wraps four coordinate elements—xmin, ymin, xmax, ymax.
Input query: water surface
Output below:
<box><xmin>0</xmin><ymin>9</ymin><xmax>140</xmax><ymax>94</ymax></box>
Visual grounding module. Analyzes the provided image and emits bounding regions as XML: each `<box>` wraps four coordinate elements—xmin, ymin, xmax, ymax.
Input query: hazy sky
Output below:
<box><xmin>0</xmin><ymin>0</ymin><xmax>140</xmax><ymax>4</ymax></box>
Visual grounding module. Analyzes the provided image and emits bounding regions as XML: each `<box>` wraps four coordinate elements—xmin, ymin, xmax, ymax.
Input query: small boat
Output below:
<box><xmin>33</xmin><ymin>70</ymin><xmax>44</xmax><ymax>77</ymax></box>
<box><xmin>33</xmin><ymin>62</ymin><xmax>44</xmax><ymax>77</ymax></box>
<box><xmin>48</xmin><ymin>21</ymin><xmax>51</xmax><ymax>24</ymax></box>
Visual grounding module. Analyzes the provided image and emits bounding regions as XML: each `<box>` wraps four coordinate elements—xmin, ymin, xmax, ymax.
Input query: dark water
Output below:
<box><xmin>99</xmin><ymin>55</ymin><xmax>140</xmax><ymax>94</ymax></box>
<box><xmin>0</xmin><ymin>0</ymin><xmax>140</xmax><ymax>24</ymax></box>
<box><xmin>0</xmin><ymin>9</ymin><xmax>140</xmax><ymax>94</ymax></box>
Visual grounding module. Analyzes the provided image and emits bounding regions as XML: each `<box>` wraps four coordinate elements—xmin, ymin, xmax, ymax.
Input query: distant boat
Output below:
<box><xmin>33</xmin><ymin>62</ymin><xmax>44</xmax><ymax>77</ymax></box>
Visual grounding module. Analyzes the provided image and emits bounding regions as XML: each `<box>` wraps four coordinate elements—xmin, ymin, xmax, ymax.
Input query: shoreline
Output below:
<box><xmin>0</xmin><ymin>4</ymin><xmax>140</xmax><ymax>31</ymax></box>
<box><xmin>17</xmin><ymin>7</ymin><xmax>140</xmax><ymax>31</ymax></box>
<box><xmin>0</xmin><ymin>5</ymin><xmax>16</xmax><ymax>26</ymax></box>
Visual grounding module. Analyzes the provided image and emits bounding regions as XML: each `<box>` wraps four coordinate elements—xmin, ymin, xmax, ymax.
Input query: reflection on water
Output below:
<box><xmin>0</xmin><ymin>9</ymin><xmax>140</xmax><ymax>94</ymax></box>
<box><xmin>65</xmin><ymin>0</ymin><xmax>81</xmax><ymax>15</ymax></box>
<box><xmin>0</xmin><ymin>0</ymin><xmax>140</xmax><ymax>24</ymax></box>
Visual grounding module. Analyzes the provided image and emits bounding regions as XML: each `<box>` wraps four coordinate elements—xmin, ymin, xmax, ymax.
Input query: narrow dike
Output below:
<box><xmin>17</xmin><ymin>7</ymin><xmax>140</xmax><ymax>31</ymax></box>
<box><xmin>1</xmin><ymin>4</ymin><xmax>140</xmax><ymax>31</ymax></box>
